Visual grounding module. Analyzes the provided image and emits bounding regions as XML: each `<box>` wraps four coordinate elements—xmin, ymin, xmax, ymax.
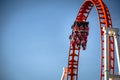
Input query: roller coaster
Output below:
<box><xmin>61</xmin><ymin>0</ymin><xmax>120</xmax><ymax>80</ymax></box>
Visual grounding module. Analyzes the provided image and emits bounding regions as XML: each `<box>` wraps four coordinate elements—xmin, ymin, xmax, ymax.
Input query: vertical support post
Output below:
<box><xmin>103</xmin><ymin>28</ymin><xmax>109</xmax><ymax>80</ymax></box>
<box><xmin>112</xmin><ymin>29</ymin><xmax>120</xmax><ymax>74</ymax></box>
<box><xmin>104</xmin><ymin>27</ymin><xmax>120</xmax><ymax>80</ymax></box>
<box><xmin>61</xmin><ymin>67</ymin><xmax>68</xmax><ymax>80</ymax></box>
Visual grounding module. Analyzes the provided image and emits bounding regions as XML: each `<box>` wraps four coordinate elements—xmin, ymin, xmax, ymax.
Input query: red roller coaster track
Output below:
<box><xmin>66</xmin><ymin>0</ymin><xmax>114</xmax><ymax>80</ymax></box>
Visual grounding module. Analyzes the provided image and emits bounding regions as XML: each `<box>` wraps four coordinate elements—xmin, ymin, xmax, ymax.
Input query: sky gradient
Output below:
<box><xmin>0</xmin><ymin>0</ymin><xmax>120</xmax><ymax>80</ymax></box>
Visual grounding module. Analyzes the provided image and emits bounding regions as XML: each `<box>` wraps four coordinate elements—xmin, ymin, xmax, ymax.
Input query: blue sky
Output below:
<box><xmin>0</xmin><ymin>0</ymin><xmax>120</xmax><ymax>80</ymax></box>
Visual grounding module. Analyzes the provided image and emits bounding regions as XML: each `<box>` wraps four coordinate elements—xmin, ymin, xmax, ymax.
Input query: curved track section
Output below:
<box><xmin>67</xmin><ymin>0</ymin><xmax>114</xmax><ymax>80</ymax></box>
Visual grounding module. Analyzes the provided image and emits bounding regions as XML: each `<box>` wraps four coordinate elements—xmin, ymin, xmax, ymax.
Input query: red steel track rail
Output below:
<box><xmin>66</xmin><ymin>0</ymin><xmax>114</xmax><ymax>80</ymax></box>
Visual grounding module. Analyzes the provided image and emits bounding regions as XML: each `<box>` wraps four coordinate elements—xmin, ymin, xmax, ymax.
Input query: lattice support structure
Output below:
<box><xmin>103</xmin><ymin>27</ymin><xmax>120</xmax><ymax>80</ymax></box>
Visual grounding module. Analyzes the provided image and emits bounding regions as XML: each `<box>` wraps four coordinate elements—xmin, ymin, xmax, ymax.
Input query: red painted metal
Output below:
<box><xmin>66</xmin><ymin>0</ymin><xmax>114</xmax><ymax>80</ymax></box>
